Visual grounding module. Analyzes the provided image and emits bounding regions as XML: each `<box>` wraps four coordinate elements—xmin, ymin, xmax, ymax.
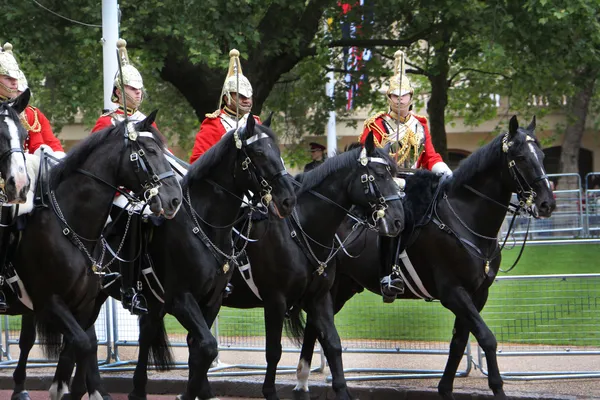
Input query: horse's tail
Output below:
<box><xmin>35</xmin><ymin>318</ymin><xmax>63</xmax><ymax>360</ymax></box>
<box><xmin>283</xmin><ymin>304</ymin><xmax>306</xmax><ymax>347</ymax></box>
<box><xmin>147</xmin><ymin>316</ymin><xmax>174</xmax><ymax>371</ymax></box>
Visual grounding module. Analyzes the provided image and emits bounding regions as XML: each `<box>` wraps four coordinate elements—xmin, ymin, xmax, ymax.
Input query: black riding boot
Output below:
<box><xmin>379</xmin><ymin>236</ymin><xmax>404</xmax><ymax>303</ymax></box>
<box><xmin>119</xmin><ymin>214</ymin><xmax>147</xmax><ymax>315</ymax></box>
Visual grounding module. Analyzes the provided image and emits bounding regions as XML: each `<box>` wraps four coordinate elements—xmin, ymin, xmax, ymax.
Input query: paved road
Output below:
<box><xmin>1</xmin><ymin>391</ymin><xmax>257</xmax><ymax>400</ymax></box>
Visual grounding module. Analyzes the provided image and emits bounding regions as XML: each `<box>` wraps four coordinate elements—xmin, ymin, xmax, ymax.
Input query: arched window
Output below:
<box><xmin>542</xmin><ymin>146</ymin><xmax>593</xmax><ymax>179</ymax></box>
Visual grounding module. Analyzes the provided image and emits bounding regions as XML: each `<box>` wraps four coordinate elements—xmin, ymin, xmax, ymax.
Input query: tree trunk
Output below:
<box><xmin>558</xmin><ymin>70</ymin><xmax>596</xmax><ymax>190</ymax></box>
<box><xmin>425</xmin><ymin>34</ymin><xmax>451</xmax><ymax>161</ymax></box>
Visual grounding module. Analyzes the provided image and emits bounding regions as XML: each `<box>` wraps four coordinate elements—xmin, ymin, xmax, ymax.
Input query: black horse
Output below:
<box><xmin>0</xmin><ymin>90</ymin><xmax>31</xmax><ymax>204</ymax></box>
<box><xmin>293</xmin><ymin>116</ymin><xmax>556</xmax><ymax>400</ymax></box>
<box><xmin>30</xmin><ymin>116</ymin><xmax>297</xmax><ymax>400</ymax></box>
<box><xmin>7</xmin><ymin>112</ymin><xmax>182</xmax><ymax>400</ymax></box>
<box><xmin>221</xmin><ymin>132</ymin><xmax>404</xmax><ymax>400</ymax></box>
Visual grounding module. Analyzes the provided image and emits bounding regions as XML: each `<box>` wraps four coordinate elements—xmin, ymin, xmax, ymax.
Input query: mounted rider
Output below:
<box><xmin>92</xmin><ymin>39</ymin><xmax>156</xmax><ymax>133</ymax></box>
<box><xmin>91</xmin><ymin>38</ymin><xmax>154</xmax><ymax>315</ymax></box>
<box><xmin>189</xmin><ymin>49</ymin><xmax>261</xmax><ymax>163</ymax></box>
<box><xmin>359</xmin><ymin>50</ymin><xmax>452</xmax><ymax>302</ymax></box>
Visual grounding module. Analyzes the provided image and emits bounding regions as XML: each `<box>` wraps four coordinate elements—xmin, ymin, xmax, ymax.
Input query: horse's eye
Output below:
<box><xmin>146</xmin><ymin>147</ymin><xmax>157</xmax><ymax>155</ymax></box>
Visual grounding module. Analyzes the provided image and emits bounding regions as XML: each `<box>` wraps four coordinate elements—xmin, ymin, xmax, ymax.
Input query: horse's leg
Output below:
<box><xmin>438</xmin><ymin>286</ymin><xmax>489</xmax><ymax>399</ymax></box>
<box><xmin>261</xmin><ymin>297</ymin><xmax>287</xmax><ymax>400</ymax></box>
<box><xmin>170</xmin><ymin>292</ymin><xmax>218</xmax><ymax>400</ymax></box>
<box><xmin>56</xmin><ymin>293</ymin><xmax>111</xmax><ymax>400</ymax></box>
<box><xmin>293</xmin><ymin>323</ymin><xmax>318</xmax><ymax>400</ymax></box>
<box><xmin>41</xmin><ymin>295</ymin><xmax>97</xmax><ymax>400</ymax></box>
<box><xmin>294</xmin><ymin>274</ymin><xmax>360</xmax><ymax>400</ymax></box>
<box><xmin>304</xmin><ymin>293</ymin><xmax>351</xmax><ymax>400</ymax></box>
<box><xmin>440</xmin><ymin>286</ymin><xmax>505</xmax><ymax>400</ymax></box>
<box><xmin>11</xmin><ymin>314</ymin><xmax>36</xmax><ymax>400</ymax></box>
<box><xmin>130</xmin><ymin>309</ymin><xmax>162</xmax><ymax>400</ymax></box>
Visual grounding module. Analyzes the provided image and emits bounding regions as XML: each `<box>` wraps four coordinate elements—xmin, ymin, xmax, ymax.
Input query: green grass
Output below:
<box><xmin>160</xmin><ymin>243</ymin><xmax>600</xmax><ymax>347</ymax></box>
<box><xmin>5</xmin><ymin>243</ymin><xmax>595</xmax><ymax>347</ymax></box>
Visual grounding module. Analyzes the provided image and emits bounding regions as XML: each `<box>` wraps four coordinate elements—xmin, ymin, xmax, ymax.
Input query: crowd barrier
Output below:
<box><xmin>0</xmin><ymin>232</ymin><xmax>598</xmax><ymax>383</ymax></box>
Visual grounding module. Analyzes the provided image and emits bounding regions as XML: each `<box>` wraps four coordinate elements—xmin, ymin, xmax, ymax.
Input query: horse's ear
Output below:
<box><xmin>527</xmin><ymin>115</ymin><xmax>536</xmax><ymax>133</ymax></box>
<box><xmin>245</xmin><ymin>113</ymin><xmax>256</xmax><ymax>136</ymax></box>
<box><xmin>383</xmin><ymin>141</ymin><xmax>392</xmax><ymax>155</ymax></box>
<box><xmin>262</xmin><ymin>112</ymin><xmax>274</xmax><ymax>128</ymax></box>
<box><xmin>508</xmin><ymin>115</ymin><xmax>519</xmax><ymax>138</ymax></box>
<box><xmin>365</xmin><ymin>131</ymin><xmax>375</xmax><ymax>154</ymax></box>
<box><xmin>138</xmin><ymin>109</ymin><xmax>159</xmax><ymax>131</ymax></box>
<box><xmin>11</xmin><ymin>89</ymin><xmax>30</xmax><ymax>114</ymax></box>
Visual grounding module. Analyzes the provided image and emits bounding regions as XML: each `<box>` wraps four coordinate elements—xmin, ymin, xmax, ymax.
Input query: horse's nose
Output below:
<box><xmin>171</xmin><ymin>197</ymin><xmax>180</xmax><ymax>209</ymax></box>
<box><xmin>538</xmin><ymin>200</ymin><xmax>555</xmax><ymax>217</ymax></box>
<box><xmin>394</xmin><ymin>219</ymin><xmax>404</xmax><ymax>231</ymax></box>
<box><xmin>281</xmin><ymin>196</ymin><xmax>296</xmax><ymax>213</ymax></box>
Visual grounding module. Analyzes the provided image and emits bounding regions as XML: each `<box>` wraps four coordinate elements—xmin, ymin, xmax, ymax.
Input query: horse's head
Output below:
<box><xmin>503</xmin><ymin>115</ymin><xmax>555</xmax><ymax>218</ymax></box>
<box><xmin>234</xmin><ymin>114</ymin><xmax>296</xmax><ymax>218</ymax></box>
<box><xmin>348</xmin><ymin>132</ymin><xmax>404</xmax><ymax>236</ymax></box>
<box><xmin>0</xmin><ymin>89</ymin><xmax>30</xmax><ymax>203</ymax></box>
<box><xmin>117</xmin><ymin>111</ymin><xmax>182</xmax><ymax>218</ymax></box>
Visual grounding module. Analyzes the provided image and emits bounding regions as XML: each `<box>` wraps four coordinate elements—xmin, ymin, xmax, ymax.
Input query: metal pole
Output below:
<box><xmin>101</xmin><ymin>0</ymin><xmax>119</xmax><ymax>111</ymax></box>
<box><xmin>326</xmin><ymin>70</ymin><xmax>337</xmax><ymax>158</ymax></box>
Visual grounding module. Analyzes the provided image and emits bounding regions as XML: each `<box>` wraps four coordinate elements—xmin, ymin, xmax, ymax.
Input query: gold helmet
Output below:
<box><xmin>387</xmin><ymin>50</ymin><xmax>413</xmax><ymax>97</ymax></box>
<box><xmin>0</xmin><ymin>42</ymin><xmax>21</xmax><ymax>80</ymax></box>
<box><xmin>17</xmin><ymin>69</ymin><xmax>28</xmax><ymax>92</ymax></box>
<box><xmin>221</xmin><ymin>49</ymin><xmax>253</xmax><ymax>102</ymax></box>
<box><xmin>112</xmin><ymin>38</ymin><xmax>144</xmax><ymax>102</ymax></box>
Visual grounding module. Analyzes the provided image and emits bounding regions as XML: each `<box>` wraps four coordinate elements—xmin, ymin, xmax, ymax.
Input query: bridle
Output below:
<box><xmin>0</xmin><ymin>108</ymin><xmax>27</xmax><ymax>203</ymax></box>
<box><xmin>502</xmin><ymin>132</ymin><xmax>548</xmax><ymax>212</ymax></box>
<box><xmin>50</xmin><ymin>121</ymin><xmax>175</xmax><ymax>271</ymax></box>
<box><xmin>185</xmin><ymin>126</ymin><xmax>290</xmax><ymax>271</ymax></box>
<box><xmin>233</xmin><ymin>127</ymin><xmax>288</xmax><ymax>208</ymax></box>
<box><xmin>357</xmin><ymin>147</ymin><xmax>403</xmax><ymax>228</ymax></box>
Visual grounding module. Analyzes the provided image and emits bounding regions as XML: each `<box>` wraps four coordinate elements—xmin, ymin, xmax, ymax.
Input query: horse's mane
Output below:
<box><xmin>50</xmin><ymin>121</ymin><xmax>165</xmax><ymax>186</ymax></box>
<box><xmin>296</xmin><ymin>145</ymin><xmax>398</xmax><ymax>195</ymax></box>
<box><xmin>183</xmin><ymin>123</ymin><xmax>278</xmax><ymax>188</ymax></box>
<box><xmin>0</xmin><ymin>102</ymin><xmax>28</xmax><ymax>142</ymax></box>
<box><xmin>403</xmin><ymin>170</ymin><xmax>440</xmax><ymax>225</ymax></box>
<box><xmin>445</xmin><ymin>132</ymin><xmax>504</xmax><ymax>192</ymax></box>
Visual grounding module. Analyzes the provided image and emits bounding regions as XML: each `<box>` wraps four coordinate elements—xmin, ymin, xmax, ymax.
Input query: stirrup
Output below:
<box><xmin>380</xmin><ymin>274</ymin><xmax>405</xmax><ymax>302</ymax></box>
<box><xmin>0</xmin><ymin>290</ymin><xmax>8</xmax><ymax>311</ymax></box>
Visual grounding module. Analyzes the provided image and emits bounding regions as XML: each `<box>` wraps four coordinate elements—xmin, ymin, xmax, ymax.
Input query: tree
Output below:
<box><xmin>1</xmin><ymin>0</ymin><xmax>335</xmax><ymax>154</ymax></box>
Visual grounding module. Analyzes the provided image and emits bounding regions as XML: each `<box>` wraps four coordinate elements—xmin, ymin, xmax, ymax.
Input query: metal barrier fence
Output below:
<box><xmin>586</xmin><ymin>172</ymin><xmax>600</xmax><ymax>237</ymax></box>
<box><xmin>0</xmin><ymin>246</ymin><xmax>598</xmax><ymax>382</ymax></box>
<box><xmin>476</xmin><ymin>273</ymin><xmax>600</xmax><ymax>380</ymax></box>
<box><xmin>0</xmin><ymin>301</ymin><xmax>112</xmax><ymax>368</ymax></box>
<box><xmin>501</xmin><ymin>173</ymin><xmax>585</xmax><ymax>240</ymax></box>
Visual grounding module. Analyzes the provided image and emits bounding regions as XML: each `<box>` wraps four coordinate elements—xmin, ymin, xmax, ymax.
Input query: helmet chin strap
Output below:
<box><xmin>124</xmin><ymin>91</ymin><xmax>141</xmax><ymax>110</ymax></box>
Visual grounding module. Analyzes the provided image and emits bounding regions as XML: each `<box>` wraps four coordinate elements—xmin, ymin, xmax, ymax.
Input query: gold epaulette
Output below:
<box><xmin>412</xmin><ymin>112</ymin><xmax>428</xmax><ymax>122</ymax></box>
<box><xmin>20</xmin><ymin>106</ymin><xmax>42</xmax><ymax>133</ymax></box>
<box><xmin>205</xmin><ymin>109</ymin><xmax>221</xmax><ymax>119</ymax></box>
<box><xmin>361</xmin><ymin>112</ymin><xmax>388</xmax><ymax>148</ymax></box>
<box><xmin>101</xmin><ymin>110</ymin><xmax>116</xmax><ymax>117</ymax></box>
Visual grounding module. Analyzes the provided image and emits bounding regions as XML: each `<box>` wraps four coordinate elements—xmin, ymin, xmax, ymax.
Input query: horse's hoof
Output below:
<box><xmin>128</xmin><ymin>394</ymin><xmax>147</xmax><ymax>400</ymax></box>
<box><xmin>11</xmin><ymin>391</ymin><xmax>32</xmax><ymax>400</ymax></box>
<box><xmin>292</xmin><ymin>390</ymin><xmax>310</xmax><ymax>400</ymax></box>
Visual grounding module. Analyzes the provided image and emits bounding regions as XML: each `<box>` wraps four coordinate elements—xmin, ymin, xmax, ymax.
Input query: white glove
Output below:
<box><xmin>431</xmin><ymin>162</ymin><xmax>452</xmax><ymax>177</ymax></box>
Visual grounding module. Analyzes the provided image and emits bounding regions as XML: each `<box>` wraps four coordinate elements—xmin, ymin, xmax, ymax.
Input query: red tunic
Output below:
<box><xmin>190</xmin><ymin>110</ymin><xmax>261</xmax><ymax>164</ymax></box>
<box><xmin>91</xmin><ymin>109</ymin><xmax>158</xmax><ymax>133</ymax></box>
<box><xmin>21</xmin><ymin>106</ymin><xmax>64</xmax><ymax>154</ymax></box>
<box><xmin>359</xmin><ymin>112</ymin><xmax>443</xmax><ymax>171</ymax></box>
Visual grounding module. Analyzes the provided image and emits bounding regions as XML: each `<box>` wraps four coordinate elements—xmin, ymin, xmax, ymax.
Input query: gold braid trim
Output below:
<box><xmin>205</xmin><ymin>109</ymin><xmax>222</xmax><ymax>119</ymax></box>
<box><xmin>381</xmin><ymin>114</ymin><xmax>420</xmax><ymax>167</ymax></box>
<box><xmin>361</xmin><ymin>112</ymin><xmax>388</xmax><ymax>148</ymax></box>
<box><xmin>20</xmin><ymin>107</ymin><xmax>41</xmax><ymax>133</ymax></box>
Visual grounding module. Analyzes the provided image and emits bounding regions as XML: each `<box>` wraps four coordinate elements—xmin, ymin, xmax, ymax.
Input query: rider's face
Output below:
<box><xmin>0</xmin><ymin>75</ymin><xmax>18</xmax><ymax>99</ymax></box>
<box><xmin>117</xmin><ymin>85</ymin><xmax>143</xmax><ymax>108</ymax></box>
<box><xmin>389</xmin><ymin>93</ymin><xmax>411</xmax><ymax>116</ymax></box>
<box><xmin>226</xmin><ymin>92</ymin><xmax>253</xmax><ymax>114</ymax></box>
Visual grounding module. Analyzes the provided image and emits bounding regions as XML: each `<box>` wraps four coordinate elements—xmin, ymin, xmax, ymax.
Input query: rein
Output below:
<box><xmin>184</xmin><ymin>128</ymin><xmax>286</xmax><ymax>270</ymax></box>
<box><xmin>48</xmin><ymin>126</ymin><xmax>171</xmax><ymax>273</ymax></box>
